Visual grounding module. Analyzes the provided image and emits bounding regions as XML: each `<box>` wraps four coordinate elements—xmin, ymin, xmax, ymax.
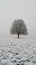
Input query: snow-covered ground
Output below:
<box><xmin>0</xmin><ymin>35</ymin><xmax>36</xmax><ymax>65</ymax></box>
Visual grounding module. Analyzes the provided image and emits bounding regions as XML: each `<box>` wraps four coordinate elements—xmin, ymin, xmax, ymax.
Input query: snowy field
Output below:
<box><xmin>0</xmin><ymin>35</ymin><xmax>36</xmax><ymax>65</ymax></box>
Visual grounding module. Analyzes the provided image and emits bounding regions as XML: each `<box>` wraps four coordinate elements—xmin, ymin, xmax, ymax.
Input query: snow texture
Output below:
<box><xmin>0</xmin><ymin>36</ymin><xmax>36</xmax><ymax>65</ymax></box>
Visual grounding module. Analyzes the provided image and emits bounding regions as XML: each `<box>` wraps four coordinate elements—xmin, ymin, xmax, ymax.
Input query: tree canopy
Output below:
<box><xmin>10</xmin><ymin>19</ymin><xmax>28</xmax><ymax>38</ymax></box>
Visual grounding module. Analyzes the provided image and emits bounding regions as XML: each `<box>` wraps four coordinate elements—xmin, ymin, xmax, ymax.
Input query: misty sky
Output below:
<box><xmin>0</xmin><ymin>0</ymin><xmax>36</xmax><ymax>39</ymax></box>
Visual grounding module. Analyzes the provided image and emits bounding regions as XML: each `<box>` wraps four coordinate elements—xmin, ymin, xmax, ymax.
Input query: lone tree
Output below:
<box><xmin>10</xmin><ymin>19</ymin><xmax>28</xmax><ymax>38</ymax></box>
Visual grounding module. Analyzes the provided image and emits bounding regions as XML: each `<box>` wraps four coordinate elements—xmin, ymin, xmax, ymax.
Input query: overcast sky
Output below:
<box><xmin>0</xmin><ymin>0</ymin><xmax>36</xmax><ymax>39</ymax></box>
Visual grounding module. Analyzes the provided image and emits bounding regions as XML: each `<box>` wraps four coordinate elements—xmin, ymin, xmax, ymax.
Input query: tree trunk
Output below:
<box><xmin>18</xmin><ymin>33</ymin><xmax>19</xmax><ymax>38</ymax></box>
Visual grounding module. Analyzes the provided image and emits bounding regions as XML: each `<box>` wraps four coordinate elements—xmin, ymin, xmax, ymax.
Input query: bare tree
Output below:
<box><xmin>10</xmin><ymin>19</ymin><xmax>28</xmax><ymax>38</ymax></box>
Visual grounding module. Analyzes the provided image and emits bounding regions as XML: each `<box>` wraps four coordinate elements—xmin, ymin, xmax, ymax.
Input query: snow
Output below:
<box><xmin>0</xmin><ymin>35</ymin><xmax>36</xmax><ymax>65</ymax></box>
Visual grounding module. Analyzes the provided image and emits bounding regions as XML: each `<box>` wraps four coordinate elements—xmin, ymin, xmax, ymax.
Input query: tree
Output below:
<box><xmin>10</xmin><ymin>19</ymin><xmax>28</xmax><ymax>38</ymax></box>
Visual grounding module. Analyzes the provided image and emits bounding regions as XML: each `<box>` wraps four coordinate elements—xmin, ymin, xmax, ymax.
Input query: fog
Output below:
<box><xmin>0</xmin><ymin>0</ymin><xmax>36</xmax><ymax>39</ymax></box>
